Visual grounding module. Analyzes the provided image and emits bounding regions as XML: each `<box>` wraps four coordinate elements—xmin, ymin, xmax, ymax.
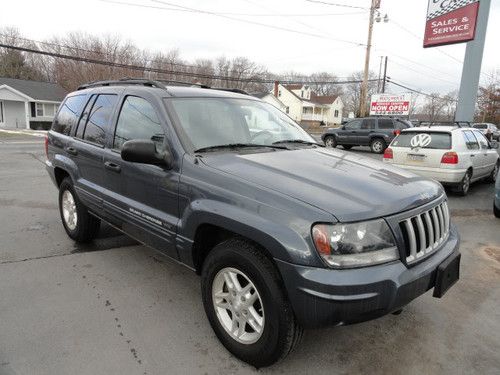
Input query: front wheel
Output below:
<box><xmin>370</xmin><ymin>138</ymin><xmax>386</xmax><ymax>154</ymax></box>
<box><xmin>201</xmin><ymin>238</ymin><xmax>302</xmax><ymax>368</ymax></box>
<box><xmin>324</xmin><ymin>135</ymin><xmax>336</xmax><ymax>148</ymax></box>
<box><xmin>59</xmin><ymin>178</ymin><xmax>100</xmax><ymax>242</ymax></box>
<box><xmin>486</xmin><ymin>162</ymin><xmax>499</xmax><ymax>183</ymax></box>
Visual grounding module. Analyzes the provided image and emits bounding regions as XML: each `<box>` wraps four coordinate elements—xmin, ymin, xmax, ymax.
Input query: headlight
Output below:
<box><xmin>312</xmin><ymin>219</ymin><xmax>398</xmax><ymax>268</ymax></box>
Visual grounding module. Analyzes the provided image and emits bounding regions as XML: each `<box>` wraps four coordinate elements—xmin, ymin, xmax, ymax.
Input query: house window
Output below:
<box><xmin>301</xmin><ymin>90</ymin><xmax>304</xmax><ymax>98</ymax></box>
<box><xmin>44</xmin><ymin>104</ymin><xmax>55</xmax><ymax>117</ymax></box>
<box><xmin>278</xmin><ymin>90</ymin><xmax>281</xmax><ymax>97</ymax></box>
<box><xmin>334</xmin><ymin>110</ymin><xmax>339</xmax><ymax>117</ymax></box>
<box><xmin>36</xmin><ymin>103</ymin><xmax>44</xmax><ymax>117</ymax></box>
<box><xmin>286</xmin><ymin>107</ymin><xmax>289</xmax><ymax>114</ymax></box>
<box><xmin>302</xmin><ymin>107</ymin><xmax>307</xmax><ymax>114</ymax></box>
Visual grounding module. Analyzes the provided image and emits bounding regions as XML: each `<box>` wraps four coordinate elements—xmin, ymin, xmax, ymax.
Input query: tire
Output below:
<box><xmin>455</xmin><ymin>170</ymin><xmax>472</xmax><ymax>196</ymax></box>
<box><xmin>201</xmin><ymin>238</ymin><xmax>303</xmax><ymax>368</ymax></box>
<box><xmin>324</xmin><ymin>135</ymin><xmax>337</xmax><ymax>148</ymax></box>
<box><xmin>486</xmin><ymin>162</ymin><xmax>499</xmax><ymax>183</ymax></box>
<box><xmin>342</xmin><ymin>145</ymin><xmax>353</xmax><ymax>150</ymax></box>
<box><xmin>370</xmin><ymin>138</ymin><xmax>386</xmax><ymax>154</ymax></box>
<box><xmin>494</xmin><ymin>202</ymin><xmax>500</xmax><ymax>218</ymax></box>
<box><xmin>59</xmin><ymin>177</ymin><xmax>100</xmax><ymax>242</ymax></box>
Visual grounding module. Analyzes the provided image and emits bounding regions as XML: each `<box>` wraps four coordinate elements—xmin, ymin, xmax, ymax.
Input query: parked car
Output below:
<box><xmin>383</xmin><ymin>126</ymin><xmax>499</xmax><ymax>195</ymax></box>
<box><xmin>473</xmin><ymin>123</ymin><xmax>500</xmax><ymax>141</ymax></box>
<box><xmin>321</xmin><ymin>117</ymin><xmax>412</xmax><ymax>153</ymax></box>
<box><xmin>45</xmin><ymin>79</ymin><xmax>460</xmax><ymax>367</ymax></box>
<box><xmin>494</xmin><ymin>174</ymin><xmax>500</xmax><ymax>218</ymax></box>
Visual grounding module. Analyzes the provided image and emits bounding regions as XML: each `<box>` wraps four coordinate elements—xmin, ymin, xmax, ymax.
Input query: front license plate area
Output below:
<box><xmin>433</xmin><ymin>252</ymin><xmax>461</xmax><ymax>298</ymax></box>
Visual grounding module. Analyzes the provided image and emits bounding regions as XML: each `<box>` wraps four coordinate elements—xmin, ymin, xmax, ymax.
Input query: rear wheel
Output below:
<box><xmin>324</xmin><ymin>135</ymin><xmax>336</xmax><ymax>148</ymax></box>
<box><xmin>59</xmin><ymin>178</ymin><xmax>100</xmax><ymax>242</ymax></box>
<box><xmin>370</xmin><ymin>138</ymin><xmax>386</xmax><ymax>154</ymax></box>
<box><xmin>201</xmin><ymin>238</ymin><xmax>302</xmax><ymax>368</ymax></box>
<box><xmin>455</xmin><ymin>170</ymin><xmax>472</xmax><ymax>196</ymax></box>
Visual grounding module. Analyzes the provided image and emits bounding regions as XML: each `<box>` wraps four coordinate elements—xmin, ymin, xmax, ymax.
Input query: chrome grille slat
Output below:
<box><xmin>399</xmin><ymin>201</ymin><xmax>450</xmax><ymax>264</ymax></box>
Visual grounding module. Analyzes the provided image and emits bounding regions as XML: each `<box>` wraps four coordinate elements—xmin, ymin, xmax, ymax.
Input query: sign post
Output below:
<box><xmin>455</xmin><ymin>0</ymin><xmax>491</xmax><ymax>122</ymax></box>
<box><xmin>370</xmin><ymin>93</ymin><xmax>412</xmax><ymax>116</ymax></box>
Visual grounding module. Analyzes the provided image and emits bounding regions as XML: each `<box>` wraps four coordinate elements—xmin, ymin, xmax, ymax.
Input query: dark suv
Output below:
<box><xmin>321</xmin><ymin>117</ymin><xmax>412</xmax><ymax>153</ymax></box>
<box><xmin>45</xmin><ymin>79</ymin><xmax>460</xmax><ymax>368</ymax></box>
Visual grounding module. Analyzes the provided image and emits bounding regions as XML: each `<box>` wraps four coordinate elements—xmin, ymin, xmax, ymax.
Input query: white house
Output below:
<box><xmin>272</xmin><ymin>82</ymin><xmax>343</xmax><ymax>125</ymax></box>
<box><xmin>0</xmin><ymin>77</ymin><xmax>67</xmax><ymax>130</ymax></box>
<box><xmin>251</xmin><ymin>92</ymin><xmax>287</xmax><ymax>112</ymax></box>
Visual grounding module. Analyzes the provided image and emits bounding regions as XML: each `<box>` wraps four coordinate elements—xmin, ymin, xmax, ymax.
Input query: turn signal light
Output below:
<box><xmin>383</xmin><ymin>147</ymin><xmax>393</xmax><ymax>159</ymax></box>
<box><xmin>393</xmin><ymin>129</ymin><xmax>401</xmax><ymax>136</ymax></box>
<box><xmin>312</xmin><ymin>224</ymin><xmax>331</xmax><ymax>256</ymax></box>
<box><xmin>441</xmin><ymin>152</ymin><xmax>458</xmax><ymax>164</ymax></box>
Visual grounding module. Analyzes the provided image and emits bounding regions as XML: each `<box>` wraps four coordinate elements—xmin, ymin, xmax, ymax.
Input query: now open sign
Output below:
<box><xmin>370</xmin><ymin>93</ymin><xmax>412</xmax><ymax>116</ymax></box>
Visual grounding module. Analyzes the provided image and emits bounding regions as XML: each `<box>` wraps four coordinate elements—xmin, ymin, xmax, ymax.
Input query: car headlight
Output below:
<box><xmin>312</xmin><ymin>219</ymin><xmax>399</xmax><ymax>268</ymax></box>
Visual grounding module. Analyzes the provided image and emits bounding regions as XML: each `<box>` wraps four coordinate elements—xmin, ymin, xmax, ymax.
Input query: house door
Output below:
<box><xmin>0</xmin><ymin>101</ymin><xmax>4</xmax><ymax>126</ymax></box>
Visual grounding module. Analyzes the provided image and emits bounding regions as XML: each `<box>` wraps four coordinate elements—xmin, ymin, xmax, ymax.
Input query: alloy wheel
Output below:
<box><xmin>62</xmin><ymin>190</ymin><xmax>78</xmax><ymax>230</ymax></box>
<box><xmin>212</xmin><ymin>267</ymin><xmax>264</xmax><ymax>345</ymax></box>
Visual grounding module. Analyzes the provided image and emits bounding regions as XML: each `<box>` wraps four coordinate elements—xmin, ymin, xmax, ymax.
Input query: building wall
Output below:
<box><xmin>259</xmin><ymin>94</ymin><xmax>287</xmax><ymax>112</ymax></box>
<box><xmin>275</xmin><ymin>84</ymin><xmax>303</xmax><ymax>122</ymax></box>
<box><xmin>326</xmin><ymin>98</ymin><xmax>344</xmax><ymax>125</ymax></box>
<box><xmin>0</xmin><ymin>100</ymin><xmax>27</xmax><ymax>129</ymax></box>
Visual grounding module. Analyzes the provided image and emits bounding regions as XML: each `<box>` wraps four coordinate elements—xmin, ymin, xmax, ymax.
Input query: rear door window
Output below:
<box><xmin>361</xmin><ymin>119</ymin><xmax>375</xmax><ymax>129</ymax></box>
<box><xmin>392</xmin><ymin>131</ymin><xmax>451</xmax><ymax>149</ymax></box>
<box><xmin>52</xmin><ymin>95</ymin><xmax>87</xmax><ymax>135</ymax></box>
<box><xmin>462</xmin><ymin>130</ymin><xmax>479</xmax><ymax>150</ymax></box>
<box><xmin>378</xmin><ymin>119</ymin><xmax>394</xmax><ymax>129</ymax></box>
<box><xmin>82</xmin><ymin>94</ymin><xmax>118</xmax><ymax>146</ymax></box>
<box><xmin>473</xmin><ymin>130</ymin><xmax>489</xmax><ymax>149</ymax></box>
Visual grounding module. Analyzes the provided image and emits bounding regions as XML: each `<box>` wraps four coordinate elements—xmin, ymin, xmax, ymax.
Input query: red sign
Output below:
<box><xmin>370</xmin><ymin>94</ymin><xmax>411</xmax><ymax>116</ymax></box>
<box><xmin>424</xmin><ymin>0</ymin><xmax>480</xmax><ymax>48</ymax></box>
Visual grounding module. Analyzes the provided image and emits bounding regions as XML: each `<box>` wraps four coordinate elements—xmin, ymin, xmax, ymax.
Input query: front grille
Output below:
<box><xmin>399</xmin><ymin>201</ymin><xmax>450</xmax><ymax>264</ymax></box>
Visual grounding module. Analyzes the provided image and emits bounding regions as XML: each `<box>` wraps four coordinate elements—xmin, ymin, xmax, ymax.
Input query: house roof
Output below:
<box><xmin>284</xmin><ymin>84</ymin><xmax>303</xmax><ymax>91</ymax></box>
<box><xmin>310</xmin><ymin>92</ymin><xmax>339</xmax><ymax>105</ymax></box>
<box><xmin>251</xmin><ymin>92</ymin><xmax>269</xmax><ymax>99</ymax></box>
<box><xmin>0</xmin><ymin>77</ymin><xmax>67</xmax><ymax>102</ymax></box>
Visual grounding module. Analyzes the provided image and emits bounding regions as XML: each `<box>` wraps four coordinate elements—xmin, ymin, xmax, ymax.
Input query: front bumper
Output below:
<box><xmin>276</xmin><ymin>224</ymin><xmax>460</xmax><ymax>328</ymax></box>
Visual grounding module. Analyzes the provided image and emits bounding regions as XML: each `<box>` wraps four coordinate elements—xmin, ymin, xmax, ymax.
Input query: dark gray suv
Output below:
<box><xmin>45</xmin><ymin>79</ymin><xmax>460</xmax><ymax>368</ymax></box>
<box><xmin>321</xmin><ymin>117</ymin><xmax>412</xmax><ymax>153</ymax></box>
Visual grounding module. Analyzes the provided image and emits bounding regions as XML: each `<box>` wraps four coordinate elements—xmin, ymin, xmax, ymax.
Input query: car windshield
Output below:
<box><xmin>392</xmin><ymin>131</ymin><xmax>452</xmax><ymax>149</ymax></box>
<box><xmin>166</xmin><ymin>98</ymin><xmax>316</xmax><ymax>151</ymax></box>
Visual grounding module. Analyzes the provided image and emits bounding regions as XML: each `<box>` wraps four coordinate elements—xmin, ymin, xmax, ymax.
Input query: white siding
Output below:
<box><xmin>275</xmin><ymin>84</ymin><xmax>303</xmax><ymax>122</ymax></box>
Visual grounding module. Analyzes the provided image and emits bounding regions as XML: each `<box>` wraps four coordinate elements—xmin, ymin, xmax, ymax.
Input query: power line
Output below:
<box><xmin>389</xmin><ymin>59</ymin><xmax>458</xmax><ymax>86</ymax></box>
<box><xmin>144</xmin><ymin>0</ymin><xmax>365</xmax><ymax>46</ymax></box>
<box><xmin>387</xmin><ymin>79</ymin><xmax>458</xmax><ymax>102</ymax></box>
<box><xmin>0</xmin><ymin>42</ymin><xmax>376</xmax><ymax>85</ymax></box>
<box><xmin>99</xmin><ymin>0</ymin><xmax>365</xmax><ymax>16</ymax></box>
<box><xmin>304</xmin><ymin>0</ymin><xmax>368</xmax><ymax>10</ymax></box>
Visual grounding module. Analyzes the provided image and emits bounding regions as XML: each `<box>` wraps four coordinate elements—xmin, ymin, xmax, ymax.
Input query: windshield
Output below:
<box><xmin>166</xmin><ymin>98</ymin><xmax>315</xmax><ymax>151</ymax></box>
<box><xmin>392</xmin><ymin>131</ymin><xmax>452</xmax><ymax>149</ymax></box>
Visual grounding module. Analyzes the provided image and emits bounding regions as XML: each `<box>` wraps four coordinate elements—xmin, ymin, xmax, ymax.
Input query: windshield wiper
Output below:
<box><xmin>272</xmin><ymin>139</ymin><xmax>322</xmax><ymax>146</ymax></box>
<box><xmin>194</xmin><ymin>143</ymin><xmax>288</xmax><ymax>153</ymax></box>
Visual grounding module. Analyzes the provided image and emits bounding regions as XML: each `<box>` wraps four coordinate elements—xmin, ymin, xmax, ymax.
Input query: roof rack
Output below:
<box><xmin>77</xmin><ymin>78</ymin><xmax>167</xmax><ymax>90</ymax></box>
<box><xmin>77</xmin><ymin>77</ymin><xmax>250</xmax><ymax>95</ymax></box>
<box><xmin>415</xmin><ymin>121</ymin><xmax>471</xmax><ymax>128</ymax></box>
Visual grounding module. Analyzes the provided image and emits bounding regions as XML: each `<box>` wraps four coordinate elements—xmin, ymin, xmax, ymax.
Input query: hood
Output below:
<box><xmin>200</xmin><ymin>148</ymin><xmax>444</xmax><ymax>222</ymax></box>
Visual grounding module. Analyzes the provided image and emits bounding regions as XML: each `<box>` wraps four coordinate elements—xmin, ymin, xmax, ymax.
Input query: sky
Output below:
<box><xmin>0</xmin><ymin>0</ymin><xmax>499</xmax><ymax>96</ymax></box>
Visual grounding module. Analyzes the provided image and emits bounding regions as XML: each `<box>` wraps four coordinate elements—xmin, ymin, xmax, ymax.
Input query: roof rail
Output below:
<box><xmin>77</xmin><ymin>78</ymin><xmax>167</xmax><ymax>90</ymax></box>
<box><xmin>415</xmin><ymin>121</ymin><xmax>471</xmax><ymax>128</ymax></box>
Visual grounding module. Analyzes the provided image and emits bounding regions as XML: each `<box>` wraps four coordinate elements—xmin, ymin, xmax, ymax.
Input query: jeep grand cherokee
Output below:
<box><xmin>45</xmin><ymin>79</ymin><xmax>460</xmax><ymax>368</ymax></box>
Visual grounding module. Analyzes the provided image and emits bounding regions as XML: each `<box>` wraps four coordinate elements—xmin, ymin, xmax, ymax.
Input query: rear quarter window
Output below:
<box><xmin>51</xmin><ymin>95</ymin><xmax>87</xmax><ymax>135</ymax></box>
<box><xmin>391</xmin><ymin>131</ymin><xmax>452</xmax><ymax>149</ymax></box>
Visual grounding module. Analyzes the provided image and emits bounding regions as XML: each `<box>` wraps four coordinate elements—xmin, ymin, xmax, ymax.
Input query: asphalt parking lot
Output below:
<box><xmin>1</xmin><ymin>134</ymin><xmax>499</xmax><ymax>375</ymax></box>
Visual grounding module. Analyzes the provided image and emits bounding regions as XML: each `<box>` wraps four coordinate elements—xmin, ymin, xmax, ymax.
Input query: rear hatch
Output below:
<box><xmin>390</xmin><ymin>130</ymin><xmax>452</xmax><ymax>168</ymax></box>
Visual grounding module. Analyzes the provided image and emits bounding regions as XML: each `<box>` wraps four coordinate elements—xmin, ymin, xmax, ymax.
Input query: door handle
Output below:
<box><xmin>65</xmin><ymin>146</ymin><xmax>78</xmax><ymax>156</ymax></box>
<box><xmin>104</xmin><ymin>161</ymin><xmax>121</xmax><ymax>173</ymax></box>
<box><xmin>470</xmin><ymin>154</ymin><xmax>475</xmax><ymax>157</ymax></box>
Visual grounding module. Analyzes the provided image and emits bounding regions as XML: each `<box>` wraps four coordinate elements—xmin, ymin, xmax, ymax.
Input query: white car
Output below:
<box><xmin>472</xmin><ymin>123</ymin><xmax>500</xmax><ymax>141</ymax></box>
<box><xmin>383</xmin><ymin>126</ymin><xmax>499</xmax><ymax>195</ymax></box>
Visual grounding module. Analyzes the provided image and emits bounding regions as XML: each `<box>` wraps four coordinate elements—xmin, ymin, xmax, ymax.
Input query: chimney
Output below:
<box><xmin>274</xmin><ymin>81</ymin><xmax>279</xmax><ymax>97</ymax></box>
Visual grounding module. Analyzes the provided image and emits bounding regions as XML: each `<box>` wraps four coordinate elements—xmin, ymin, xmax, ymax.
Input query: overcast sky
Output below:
<box><xmin>1</xmin><ymin>0</ymin><xmax>499</xmax><ymax>95</ymax></box>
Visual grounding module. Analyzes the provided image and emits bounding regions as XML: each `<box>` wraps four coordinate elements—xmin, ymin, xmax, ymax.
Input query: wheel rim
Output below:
<box><xmin>463</xmin><ymin>173</ymin><xmax>470</xmax><ymax>193</ymax></box>
<box><xmin>62</xmin><ymin>190</ymin><xmax>78</xmax><ymax>230</ymax></box>
<box><xmin>212</xmin><ymin>267</ymin><xmax>264</xmax><ymax>345</ymax></box>
<box><xmin>372</xmin><ymin>141</ymin><xmax>383</xmax><ymax>152</ymax></box>
<box><xmin>325</xmin><ymin>137</ymin><xmax>334</xmax><ymax>147</ymax></box>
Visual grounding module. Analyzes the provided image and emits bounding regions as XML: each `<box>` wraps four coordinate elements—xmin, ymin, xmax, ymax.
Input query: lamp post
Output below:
<box><xmin>359</xmin><ymin>0</ymin><xmax>388</xmax><ymax>117</ymax></box>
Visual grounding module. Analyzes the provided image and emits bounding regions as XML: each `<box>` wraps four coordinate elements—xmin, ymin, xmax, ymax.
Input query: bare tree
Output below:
<box><xmin>307</xmin><ymin>72</ymin><xmax>342</xmax><ymax>96</ymax></box>
<box><xmin>343</xmin><ymin>71</ymin><xmax>377</xmax><ymax>117</ymax></box>
<box><xmin>0</xmin><ymin>27</ymin><xmax>43</xmax><ymax>80</ymax></box>
<box><xmin>420</xmin><ymin>93</ymin><xmax>449</xmax><ymax>122</ymax></box>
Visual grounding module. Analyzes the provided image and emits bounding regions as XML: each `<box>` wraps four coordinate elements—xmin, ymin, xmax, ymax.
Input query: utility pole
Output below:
<box><xmin>455</xmin><ymin>0</ymin><xmax>491</xmax><ymax>122</ymax></box>
<box><xmin>359</xmin><ymin>0</ymin><xmax>377</xmax><ymax>117</ymax></box>
<box><xmin>381</xmin><ymin>56</ymin><xmax>388</xmax><ymax>93</ymax></box>
<box><xmin>377</xmin><ymin>56</ymin><xmax>383</xmax><ymax>93</ymax></box>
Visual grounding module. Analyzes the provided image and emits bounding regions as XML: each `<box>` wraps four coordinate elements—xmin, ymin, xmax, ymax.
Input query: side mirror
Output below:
<box><xmin>121</xmin><ymin>139</ymin><xmax>173</xmax><ymax>168</ymax></box>
<box><xmin>490</xmin><ymin>140</ymin><xmax>499</xmax><ymax>149</ymax></box>
<box><xmin>341</xmin><ymin>125</ymin><xmax>346</xmax><ymax>130</ymax></box>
